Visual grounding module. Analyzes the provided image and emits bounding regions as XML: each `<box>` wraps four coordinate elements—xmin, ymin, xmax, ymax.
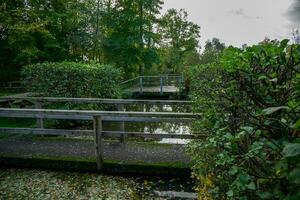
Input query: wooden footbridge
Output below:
<box><xmin>1</xmin><ymin>75</ymin><xmax>185</xmax><ymax>96</ymax></box>
<box><xmin>121</xmin><ymin>74</ymin><xmax>184</xmax><ymax>96</ymax></box>
<box><xmin>0</xmin><ymin>96</ymin><xmax>202</xmax><ymax>171</ymax></box>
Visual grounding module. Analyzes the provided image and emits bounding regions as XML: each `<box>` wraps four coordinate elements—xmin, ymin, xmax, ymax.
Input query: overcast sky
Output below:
<box><xmin>163</xmin><ymin>0</ymin><xmax>300</xmax><ymax>48</ymax></box>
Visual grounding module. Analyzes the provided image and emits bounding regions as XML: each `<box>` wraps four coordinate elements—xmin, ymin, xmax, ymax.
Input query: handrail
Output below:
<box><xmin>0</xmin><ymin>128</ymin><xmax>202</xmax><ymax>139</ymax></box>
<box><xmin>0</xmin><ymin>107</ymin><xmax>201</xmax><ymax>171</ymax></box>
<box><xmin>120</xmin><ymin>74</ymin><xmax>184</xmax><ymax>95</ymax></box>
<box><xmin>120</xmin><ymin>77</ymin><xmax>140</xmax><ymax>85</ymax></box>
<box><xmin>0</xmin><ymin>81</ymin><xmax>25</xmax><ymax>90</ymax></box>
<box><xmin>140</xmin><ymin>75</ymin><xmax>182</xmax><ymax>78</ymax></box>
<box><xmin>159</xmin><ymin>74</ymin><xmax>182</xmax><ymax>76</ymax></box>
<box><xmin>0</xmin><ymin>108</ymin><xmax>198</xmax><ymax>121</ymax></box>
<box><xmin>0</xmin><ymin>81</ymin><xmax>21</xmax><ymax>86</ymax></box>
<box><xmin>120</xmin><ymin>75</ymin><xmax>183</xmax><ymax>85</ymax></box>
<box><xmin>0</xmin><ymin>97</ymin><xmax>192</xmax><ymax>105</ymax></box>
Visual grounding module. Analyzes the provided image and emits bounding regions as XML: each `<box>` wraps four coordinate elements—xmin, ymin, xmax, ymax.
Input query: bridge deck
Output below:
<box><xmin>126</xmin><ymin>86</ymin><xmax>179</xmax><ymax>94</ymax></box>
<box><xmin>0</xmin><ymin>137</ymin><xmax>190</xmax><ymax>165</ymax></box>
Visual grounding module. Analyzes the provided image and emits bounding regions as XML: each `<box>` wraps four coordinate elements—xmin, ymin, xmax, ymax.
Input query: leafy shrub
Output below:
<box><xmin>22</xmin><ymin>62</ymin><xmax>122</xmax><ymax>98</ymax></box>
<box><xmin>188</xmin><ymin>40</ymin><xmax>300</xmax><ymax>199</ymax></box>
<box><xmin>21</xmin><ymin>62</ymin><xmax>122</xmax><ymax>128</ymax></box>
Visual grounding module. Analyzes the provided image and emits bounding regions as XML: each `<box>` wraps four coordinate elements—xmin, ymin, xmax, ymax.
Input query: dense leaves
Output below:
<box><xmin>22</xmin><ymin>62</ymin><xmax>122</xmax><ymax>98</ymax></box>
<box><xmin>102</xmin><ymin>0</ymin><xmax>164</xmax><ymax>76</ymax></box>
<box><xmin>0</xmin><ymin>0</ymin><xmax>89</xmax><ymax>81</ymax></box>
<box><xmin>0</xmin><ymin>0</ymin><xmax>200</xmax><ymax>81</ymax></box>
<box><xmin>188</xmin><ymin>40</ymin><xmax>300</xmax><ymax>199</ymax></box>
<box><xmin>198</xmin><ymin>38</ymin><xmax>225</xmax><ymax>65</ymax></box>
<box><xmin>158</xmin><ymin>9</ymin><xmax>200</xmax><ymax>73</ymax></box>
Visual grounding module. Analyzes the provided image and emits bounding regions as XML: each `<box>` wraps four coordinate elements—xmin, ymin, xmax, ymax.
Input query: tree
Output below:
<box><xmin>182</xmin><ymin>49</ymin><xmax>201</xmax><ymax>66</ymax></box>
<box><xmin>1</xmin><ymin>0</ymin><xmax>205</xmax><ymax>81</ymax></box>
<box><xmin>137</xmin><ymin>0</ymin><xmax>163</xmax><ymax>74</ymax></box>
<box><xmin>158</xmin><ymin>9</ymin><xmax>200</xmax><ymax>73</ymax></box>
<box><xmin>101</xmin><ymin>0</ymin><xmax>163</xmax><ymax>77</ymax></box>
<box><xmin>0</xmin><ymin>0</ymin><xmax>107</xmax><ymax>81</ymax></box>
<box><xmin>199</xmin><ymin>38</ymin><xmax>225</xmax><ymax>64</ymax></box>
<box><xmin>0</xmin><ymin>0</ymin><xmax>63</xmax><ymax>81</ymax></box>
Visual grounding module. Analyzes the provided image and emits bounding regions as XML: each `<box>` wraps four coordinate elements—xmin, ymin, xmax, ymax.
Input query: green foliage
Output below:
<box><xmin>1</xmin><ymin>0</ymin><xmax>200</xmax><ymax>81</ymax></box>
<box><xmin>188</xmin><ymin>40</ymin><xmax>300</xmax><ymax>199</ymax></box>
<box><xmin>0</xmin><ymin>0</ymin><xmax>87</xmax><ymax>81</ymax></box>
<box><xmin>158</xmin><ymin>8</ymin><xmax>201</xmax><ymax>73</ymax></box>
<box><xmin>102</xmin><ymin>0</ymin><xmax>163</xmax><ymax>76</ymax></box>
<box><xmin>199</xmin><ymin>38</ymin><xmax>226</xmax><ymax>65</ymax></box>
<box><xmin>21</xmin><ymin>62</ymin><xmax>122</xmax><ymax>99</ymax></box>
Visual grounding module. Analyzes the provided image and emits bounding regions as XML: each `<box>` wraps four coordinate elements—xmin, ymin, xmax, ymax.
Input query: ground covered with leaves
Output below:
<box><xmin>0</xmin><ymin>168</ymin><xmax>162</xmax><ymax>200</ymax></box>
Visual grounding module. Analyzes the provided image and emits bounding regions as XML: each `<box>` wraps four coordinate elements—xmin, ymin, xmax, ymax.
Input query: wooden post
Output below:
<box><xmin>34</xmin><ymin>102</ymin><xmax>44</xmax><ymax>129</ymax></box>
<box><xmin>94</xmin><ymin>116</ymin><xmax>104</xmax><ymax>171</ymax></box>
<box><xmin>140</xmin><ymin>103</ymin><xmax>146</xmax><ymax>112</ymax></box>
<box><xmin>117</xmin><ymin>104</ymin><xmax>125</xmax><ymax>143</ymax></box>
<box><xmin>160</xmin><ymin>76</ymin><xmax>163</xmax><ymax>95</ymax></box>
<box><xmin>179</xmin><ymin>76</ymin><xmax>183</xmax><ymax>94</ymax></box>
<box><xmin>145</xmin><ymin>103</ymin><xmax>150</xmax><ymax>112</ymax></box>
<box><xmin>139</xmin><ymin>77</ymin><xmax>143</xmax><ymax>95</ymax></box>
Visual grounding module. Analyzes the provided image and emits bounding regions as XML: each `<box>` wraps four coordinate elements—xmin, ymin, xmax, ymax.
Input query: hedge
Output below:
<box><xmin>187</xmin><ymin>40</ymin><xmax>300</xmax><ymax>199</ymax></box>
<box><xmin>21</xmin><ymin>62</ymin><xmax>122</xmax><ymax>98</ymax></box>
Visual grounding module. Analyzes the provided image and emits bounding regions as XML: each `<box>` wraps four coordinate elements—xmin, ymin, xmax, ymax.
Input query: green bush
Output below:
<box><xmin>21</xmin><ymin>62</ymin><xmax>122</xmax><ymax>98</ymax></box>
<box><xmin>188</xmin><ymin>40</ymin><xmax>300</xmax><ymax>199</ymax></box>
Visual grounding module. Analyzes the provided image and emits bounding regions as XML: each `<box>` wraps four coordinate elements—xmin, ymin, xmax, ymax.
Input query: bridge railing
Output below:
<box><xmin>0</xmin><ymin>96</ymin><xmax>192</xmax><ymax>135</ymax></box>
<box><xmin>0</xmin><ymin>108</ymin><xmax>202</xmax><ymax>170</ymax></box>
<box><xmin>120</xmin><ymin>77</ymin><xmax>141</xmax><ymax>90</ymax></box>
<box><xmin>120</xmin><ymin>75</ymin><xmax>184</xmax><ymax>95</ymax></box>
<box><xmin>0</xmin><ymin>96</ymin><xmax>191</xmax><ymax>105</ymax></box>
<box><xmin>0</xmin><ymin>81</ymin><xmax>25</xmax><ymax>91</ymax></box>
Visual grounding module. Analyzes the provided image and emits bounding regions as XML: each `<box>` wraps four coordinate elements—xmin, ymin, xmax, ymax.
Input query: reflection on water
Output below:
<box><xmin>104</xmin><ymin>103</ymin><xmax>192</xmax><ymax>144</ymax></box>
<box><xmin>125</xmin><ymin>104</ymin><xmax>191</xmax><ymax>113</ymax></box>
<box><xmin>42</xmin><ymin>102</ymin><xmax>192</xmax><ymax>144</ymax></box>
<box><xmin>103</xmin><ymin>121</ymin><xmax>191</xmax><ymax>144</ymax></box>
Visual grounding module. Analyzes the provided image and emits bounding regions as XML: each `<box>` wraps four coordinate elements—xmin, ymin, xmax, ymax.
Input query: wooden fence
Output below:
<box><xmin>0</xmin><ymin>97</ymin><xmax>192</xmax><ymax>134</ymax></box>
<box><xmin>0</xmin><ymin>108</ymin><xmax>201</xmax><ymax>170</ymax></box>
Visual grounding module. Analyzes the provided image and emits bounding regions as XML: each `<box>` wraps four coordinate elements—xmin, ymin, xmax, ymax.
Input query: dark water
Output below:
<box><xmin>103</xmin><ymin>103</ymin><xmax>192</xmax><ymax>144</ymax></box>
<box><xmin>40</xmin><ymin>102</ymin><xmax>193</xmax><ymax>144</ymax></box>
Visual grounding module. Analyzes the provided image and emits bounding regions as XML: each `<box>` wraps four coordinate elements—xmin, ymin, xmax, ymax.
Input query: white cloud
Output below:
<box><xmin>228</xmin><ymin>8</ymin><xmax>261</xmax><ymax>20</ymax></box>
<box><xmin>163</xmin><ymin>0</ymin><xmax>296</xmax><ymax>47</ymax></box>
